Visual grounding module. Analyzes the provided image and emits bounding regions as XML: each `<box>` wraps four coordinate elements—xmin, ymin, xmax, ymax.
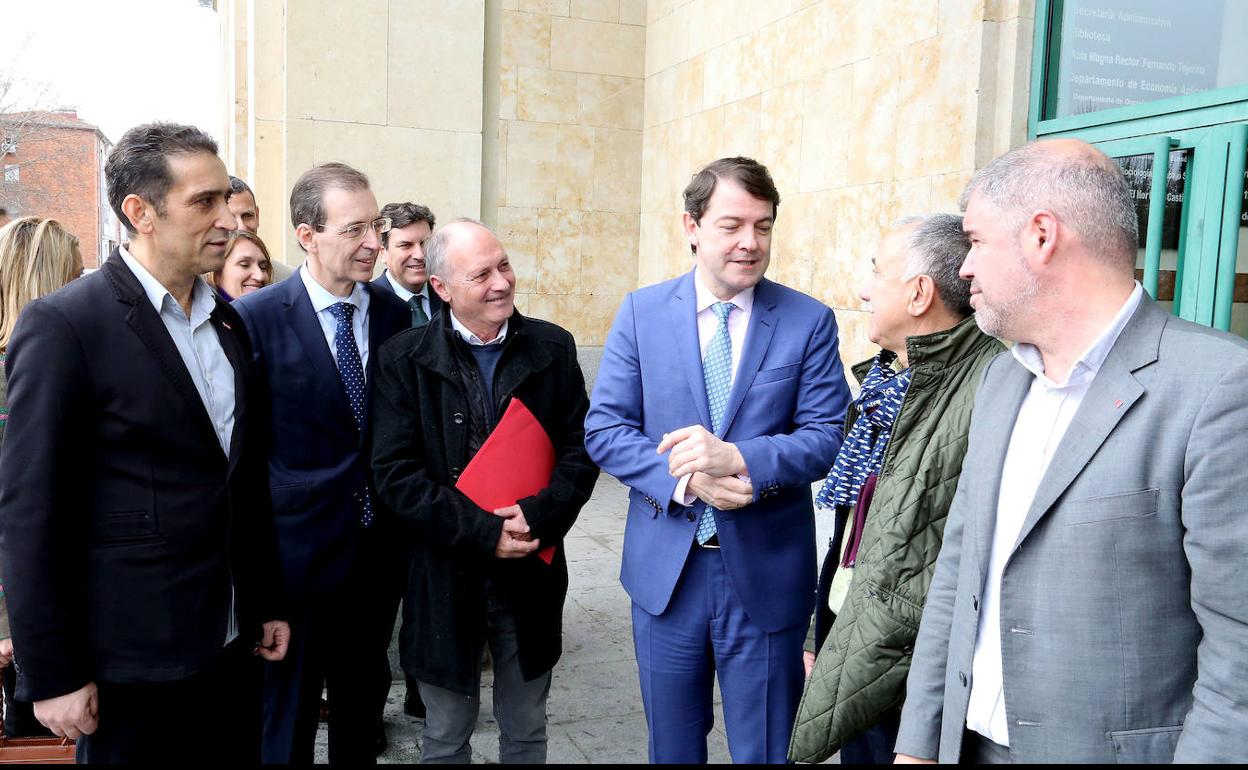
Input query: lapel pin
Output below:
<box><xmin>221</xmin><ymin>322</ymin><xmax>232</xmax><ymax>330</ymax></box>
<box><xmin>1113</xmin><ymin>399</ymin><xmax>1123</xmax><ymax>409</ymax></box>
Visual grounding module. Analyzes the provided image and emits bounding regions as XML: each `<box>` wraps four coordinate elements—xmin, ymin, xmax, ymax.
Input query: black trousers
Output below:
<box><xmin>76</xmin><ymin>640</ymin><xmax>262</xmax><ymax>764</ymax></box>
<box><xmin>262</xmin><ymin>530</ymin><xmax>403</xmax><ymax>764</ymax></box>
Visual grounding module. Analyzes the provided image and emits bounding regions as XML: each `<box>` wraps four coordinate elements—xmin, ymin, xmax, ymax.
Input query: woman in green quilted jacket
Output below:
<box><xmin>789</xmin><ymin>215</ymin><xmax>1003</xmax><ymax>764</ymax></box>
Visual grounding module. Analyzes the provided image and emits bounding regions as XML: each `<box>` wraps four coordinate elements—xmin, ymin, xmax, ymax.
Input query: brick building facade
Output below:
<box><xmin>0</xmin><ymin>110</ymin><xmax>122</xmax><ymax>268</ymax></box>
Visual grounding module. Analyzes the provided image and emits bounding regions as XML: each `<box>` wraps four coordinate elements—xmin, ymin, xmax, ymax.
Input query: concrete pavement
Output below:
<box><xmin>318</xmin><ymin>473</ymin><xmax>836</xmax><ymax>763</ymax></box>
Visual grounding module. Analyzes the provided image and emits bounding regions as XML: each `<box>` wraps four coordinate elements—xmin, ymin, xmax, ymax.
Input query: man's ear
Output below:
<box><xmin>121</xmin><ymin>194</ymin><xmax>156</xmax><ymax>236</ymax></box>
<box><xmin>1024</xmin><ymin>209</ymin><xmax>1060</xmax><ymax>266</ymax></box>
<box><xmin>295</xmin><ymin>223</ymin><xmax>317</xmax><ymax>254</ymax></box>
<box><xmin>682</xmin><ymin>212</ymin><xmax>699</xmax><ymax>252</ymax></box>
<box><xmin>429</xmin><ymin>275</ymin><xmax>452</xmax><ymax>304</ymax></box>
<box><xmin>908</xmin><ymin>274</ymin><xmax>936</xmax><ymax>317</ymax></box>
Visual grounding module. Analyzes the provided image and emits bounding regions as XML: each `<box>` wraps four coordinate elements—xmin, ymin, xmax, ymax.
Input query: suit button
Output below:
<box><xmin>902</xmin><ymin>644</ymin><xmax>914</xmax><ymax>655</ymax></box>
<box><xmin>686</xmin><ymin>511</ymin><xmax>695</xmax><ymax>522</ymax></box>
<box><xmin>450</xmin><ymin>467</ymin><xmax>461</xmax><ymax>480</ymax></box>
<box><xmin>958</xmin><ymin>672</ymin><xmax>968</xmax><ymax>687</ymax></box>
<box><xmin>452</xmin><ymin>412</ymin><xmax>465</xmax><ymax>424</ymax></box>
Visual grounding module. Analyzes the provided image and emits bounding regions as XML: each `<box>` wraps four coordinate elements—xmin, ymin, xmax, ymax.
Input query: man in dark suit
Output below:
<box><xmin>585</xmin><ymin>157</ymin><xmax>851</xmax><ymax>763</ymax></box>
<box><xmin>372</xmin><ymin>201</ymin><xmax>442</xmax><ymax>328</ymax></box>
<box><xmin>233</xmin><ymin>162</ymin><xmax>409</xmax><ymax>764</ymax></box>
<box><xmin>0</xmin><ymin>122</ymin><xmax>288</xmax><ymax>763</ymax></box>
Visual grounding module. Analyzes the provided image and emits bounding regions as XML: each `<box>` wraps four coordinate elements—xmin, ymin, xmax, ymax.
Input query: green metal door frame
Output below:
<box><xmin>1029</xmin><ymin>0</ymin><xmax>1248</xmax><ymax>331</ymax></box>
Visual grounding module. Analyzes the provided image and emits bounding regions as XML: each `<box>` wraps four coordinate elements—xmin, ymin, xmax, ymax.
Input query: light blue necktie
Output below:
<box><xmin>327</xmin><ymin>302</ymin><xmax>374</xmax><ymax>527</ymax></box>
<box><xmin>695</xmin><ymin>301</ymin><xmax>734</xmax><ymax>544</ymax></box>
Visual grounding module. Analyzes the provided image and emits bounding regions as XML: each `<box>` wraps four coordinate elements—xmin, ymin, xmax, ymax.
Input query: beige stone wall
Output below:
<box><xmin>491</xmin><ymin>0</ymin><xmax>647</xmax><ymax>345</ymax></box>
<box><xmin>639</xmin><ymin>0</ymin><xmax>1035</xmax><ymax>367</ymax></box>
<box><xmin>223</xmin><ymin>0</ymin><xmax>487</xmax><ymax>269</ymax></box>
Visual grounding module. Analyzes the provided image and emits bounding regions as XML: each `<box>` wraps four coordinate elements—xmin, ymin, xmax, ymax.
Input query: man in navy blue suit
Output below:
<box><xmin>585</xmin><ymin>157</ymin><xmax>851</xmax><ymax>763</ymax></box>
<box><xmin>234</xmin><ymin>162</ymin><xmax>409</xmax><ymax>764</ymax></box>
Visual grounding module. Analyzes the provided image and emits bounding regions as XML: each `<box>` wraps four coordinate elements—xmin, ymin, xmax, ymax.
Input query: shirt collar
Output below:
<box><xmin>1012</xmin><ymin>281</ymin><xmax>1144</xmax><ymax>389</ymax></box>
<box><xmin>693</xmin><ymin>267</ymin><xmax>754</xmax><ymax>315</ymax></box>
<box><xmin>301</xmin><ymin>263</ymin><xmax>367</xmax><ymax>314</ymax></box>
<box><xmin>118</xmin><ymin>245</ymin><xmax>216</xmax><ymax>323</ymax></box>
<box><xmin>384</xmin><ymin>270</ymin><xmax>429</xmax><ymax>303</ymax></box>
<box><xmin>449</xmin><ymin>311</ymin><xmax>508</xmax><ymax>346</ymax></box>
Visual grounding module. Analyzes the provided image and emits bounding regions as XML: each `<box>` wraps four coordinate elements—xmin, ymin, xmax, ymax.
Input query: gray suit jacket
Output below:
<box><xmin>896</xmin><ymin>297</ymin><xmax>1248</xmax><ymax>763</ymax></box>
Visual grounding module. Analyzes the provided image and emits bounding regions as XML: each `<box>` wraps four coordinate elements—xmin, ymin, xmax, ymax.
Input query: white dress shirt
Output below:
<box><xmin>301</xmin><ymin>264</ymin><xmax>371</xmax><ymax>372</ymax></box>
<box><xmin>450</xmin><ymin>311</ymin><xmax>508</xmax><ymax>346</ymax></box>
<box><xmin>118</xmin><ymin>245</ymin><xmax>239</xmax><ymax>644</ymax></box>
<box><xmin>671</xmin><ymin>268</ymin><xmax>755</xmax><ymax>504</ymax></box>
<box><xmin>966</xmin><ymin>282</ymin><xmax>1144</xmax><ymax>746</ymax></box>
<box><xmin>385</xmin><ymin>270</ymin><xmax>433</xmax><ymax>319</ymax></box>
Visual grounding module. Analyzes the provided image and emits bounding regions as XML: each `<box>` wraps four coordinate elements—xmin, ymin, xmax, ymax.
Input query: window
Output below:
<box><xmin>1031</xmin><ymin>1</ymin><xmax>1248</xmax><ymax>336</ymax></box>
<box><xmin>3</xmin><ymin>165</ymin><xmax>17</xmax><ymax>183</ymax></box>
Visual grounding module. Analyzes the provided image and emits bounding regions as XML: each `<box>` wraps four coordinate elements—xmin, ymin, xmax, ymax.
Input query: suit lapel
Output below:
<box><xmin>211</xmin><ymin>305</ymin><xmax>248</xmax><ymax>473</ymax></box>
<box><xmin>972</xmin><ymin>361</ymin><xmax>1033</xmax><ymax>575</ymax></box>
<box><xmin>1010</xmin><ymin>298</ymin><xmax>1164</xmax><ymax>551</ymax></box>
<box><xmin>107</xmin><ymin>258</ymin><xmax>222</xmax><ymax>453</ymax></box>
<box><xmin>672</xmin><ymin>271</ymin><xmax>713</xmax><ymax>430</ymax></box>
<box><xmin>283</xmin><ymin>277</ymin><xmax>355</xmax><ymax>424</ymax></box>
<box><xmin>717</xmin><ymin>279</ymin><xmax>776</xmax><ymax>437</ymax></box>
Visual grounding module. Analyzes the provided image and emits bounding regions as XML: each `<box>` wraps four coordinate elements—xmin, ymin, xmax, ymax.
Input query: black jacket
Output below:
<box><xmin>371</xmin><ymin>310</ymin><xmax>599</xmax><ymax>695</ymax></box>
<box><xmin>0</xmin><ymin>252</ymin><xmax>283</xmax><ymax>701</ymax></box>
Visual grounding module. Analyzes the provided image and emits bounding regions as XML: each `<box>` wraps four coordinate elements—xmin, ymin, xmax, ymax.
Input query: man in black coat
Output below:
<box><xmin>0</xmin><ymin>122</ymin><xmax>288</xmax><ymax>763</ymax></box>
<box><xmin>372</xmin><ymin>218</ymin><xmax>599</xmax><ymax>764</ymax></box>
<box><xmin>233</xmin><ymin>162</ymin><xmax>410</xmax><ymax>764</ymax></box>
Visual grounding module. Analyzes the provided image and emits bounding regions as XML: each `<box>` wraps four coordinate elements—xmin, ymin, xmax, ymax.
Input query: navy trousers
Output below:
<box><xmin>631</xmin><ymin>545</ymin><xmax>805</xmax><ymax>764</ymax></box>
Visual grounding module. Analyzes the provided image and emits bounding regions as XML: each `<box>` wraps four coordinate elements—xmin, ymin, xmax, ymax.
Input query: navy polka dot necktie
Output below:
<box><xmin>328</xmin><ymin>302</ymin><xmax>373</xmax><ymax>527</ymax></box>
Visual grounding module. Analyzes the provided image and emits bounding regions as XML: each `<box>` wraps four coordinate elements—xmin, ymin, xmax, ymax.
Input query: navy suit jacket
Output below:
<box><xmin>370</xmin><ymin>272</ymin><xmax>444</xmax><ymax>324</ymax></box>
<box><xmin>234</xmin><ymin>273</ymin><xmax>409</xmax><ymax>606</ymax></box>
<box><xmin>585</xmin><ymin>271</ymin><xmax>851</xmax><ymax>632</ymax></box>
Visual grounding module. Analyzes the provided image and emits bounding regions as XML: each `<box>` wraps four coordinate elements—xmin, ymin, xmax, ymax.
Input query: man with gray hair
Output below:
<box><xmin>234</xmin><ymin>162</ymin><xmax>410</xmax><ymax>763</ymax></box>
<box><xmin>372</xmin><ymin>219</ymin><xmax>599</xmax><ymax>763</ymax></box>
<box><xmin>894</xmin><ymin>138</ymin><xmax>1248</xmax><ymax>763</ymax></box>
<box><xmin>789</xmin><ymin>215</ymin><xmax>1003</xmax><ymax>764</ymax></box>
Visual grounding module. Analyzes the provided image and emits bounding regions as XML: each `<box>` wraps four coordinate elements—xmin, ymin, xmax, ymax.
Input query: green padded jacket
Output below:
<box><xmin>789</xmin><ymin>315</ymin><xmax>1003</xmax><ymax>763</ymax></box>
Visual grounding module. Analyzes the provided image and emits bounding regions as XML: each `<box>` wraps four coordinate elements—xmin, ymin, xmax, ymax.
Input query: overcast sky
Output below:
<box><xmin>2</xmin><ymin>0</ymin><xmax>223</xmax><ymax>144</ymax></box>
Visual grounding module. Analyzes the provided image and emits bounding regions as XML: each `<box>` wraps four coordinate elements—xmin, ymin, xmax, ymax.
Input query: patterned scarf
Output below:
<box><xmin>816</xmin><ymin>351</ymin><xmax>913</xmax><ymax>510</ymax></box>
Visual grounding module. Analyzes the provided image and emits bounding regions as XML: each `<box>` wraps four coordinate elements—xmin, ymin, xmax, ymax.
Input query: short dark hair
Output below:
<box><xmin>106</xmin><ymin>122</ymin><xmax>220</xmax><ymax>235</ymax></box>
<box><xmin>682</xmin><ymin>157</ymin><xmax>780</xmax><ymax>254</ymax></box>
<box><xmin>229</xmin><ymin>175</ymin><xmax>254</xmax><ymax>198</ymax></box>
<box><xmin>289</xmin><ymin>162</ymin><xmax>370</xmax><ymax>251</ymax></box>
<box><xmin>379</xmin><ymin>201</ymin><xmax>436</xmax><ymax>248</ymax></box>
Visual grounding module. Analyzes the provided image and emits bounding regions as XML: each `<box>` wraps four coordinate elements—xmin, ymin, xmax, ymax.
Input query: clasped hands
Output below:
<box><xmin>493</xmin><ymin>504</ymin><xmax>540</xmax><ymax>558</ymax></box>
<box><xmin>657</xmin><ymin>425</ymin><xmax>753</xmax><ymax>510</ymax></box>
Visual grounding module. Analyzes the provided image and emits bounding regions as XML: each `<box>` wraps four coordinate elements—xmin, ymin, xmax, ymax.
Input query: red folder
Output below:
<box><xmin>455</xmin><ymin>398</ymin><xmax>557</xmax><ymax>565</ymax></box>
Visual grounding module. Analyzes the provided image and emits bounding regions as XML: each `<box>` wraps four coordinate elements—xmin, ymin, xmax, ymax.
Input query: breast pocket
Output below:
<box><xmin>1065</xmin><ymin>487</ymin><xmax>1159</xmax><ymax>526</ymax></box>
<box><xmin>752</xmin><ymin>361</ymin><xmax>801</xmax><ymax>386</ymax></box>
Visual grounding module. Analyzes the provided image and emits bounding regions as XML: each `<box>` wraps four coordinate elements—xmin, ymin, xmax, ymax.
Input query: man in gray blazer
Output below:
<box><xmin>895</xmin><ymin>138</ymin><xmax>1248</xmax><ymax>764</ymax></box>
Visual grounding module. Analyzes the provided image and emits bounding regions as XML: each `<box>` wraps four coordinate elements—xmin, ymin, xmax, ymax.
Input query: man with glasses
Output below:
<box><xmin>234</xmin><ymin>162</ymin><xmax>410</xmax><ymax>764</ymax></box>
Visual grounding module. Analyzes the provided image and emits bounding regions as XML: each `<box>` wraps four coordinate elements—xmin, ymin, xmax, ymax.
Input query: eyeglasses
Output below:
<box><xmin>314</xmin><ymin>217</ymin><xmax>392</xmax><ymax>241</ymax></box>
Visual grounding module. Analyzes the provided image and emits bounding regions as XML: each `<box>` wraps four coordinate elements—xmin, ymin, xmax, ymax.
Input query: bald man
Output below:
<box><xmin>371</xmin><ymin>219</ymin><xmax>598</xmax><ymax>763</ymax></box>
<box><xmin>894</xmin><ymin>139</ymin><xmax>1248</xmax><ymax>763</ymax></box>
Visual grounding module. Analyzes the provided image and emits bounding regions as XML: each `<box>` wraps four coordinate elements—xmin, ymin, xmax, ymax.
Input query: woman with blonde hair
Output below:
<box><xmin>0</xmin><ymin>215</ymin><xmax>83</xmax><ymax>738</ymax></box>
<box><xmin>208</xmin><ymin>230</ymin><xmax>274</xmax><ymax>302</ymax></box>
